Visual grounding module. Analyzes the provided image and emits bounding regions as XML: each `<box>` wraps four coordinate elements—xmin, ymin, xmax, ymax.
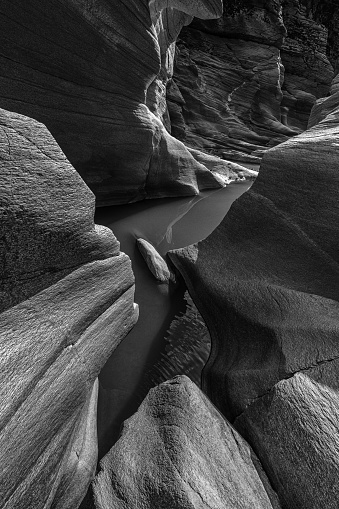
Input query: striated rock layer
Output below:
<box><xmin>0</xmin><ymin>0</ymin><xmax>247</xmax><ymax>206</ymax></box>
<box><xmin>93</xmin><ymin>376</ymin><xmax>281</xmax><ymax>509</ymax></box>
<box><xmin>169</xmin><ymin>91</ymin><xmax>339</xmax><ymax>507</ymax></box>
<box><xmin>169</xmin><ymin>0</ymin><xmax>333</xmax><ymax>163</ymax></box>
<box><xmin>0</xmin><ymin>108</ymin><xmax>138</xmax><ymax>508</ymax></box>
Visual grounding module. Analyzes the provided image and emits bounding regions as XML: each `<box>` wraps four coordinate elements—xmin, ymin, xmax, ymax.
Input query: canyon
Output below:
<box><xmin>1</xmin><ymin>0</ymin><xmax>339</xmax><ymax>508</ymax></box>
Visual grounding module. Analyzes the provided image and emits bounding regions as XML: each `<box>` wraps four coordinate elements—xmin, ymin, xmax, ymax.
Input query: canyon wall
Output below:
<box><xmin>168</xmin><ymin>73</ymin><xmax>339</xmax><ymax>508</ymax></box>
<box><xmin>169</xmin><ymin>0</ymin><xmax>333</xmax><ymax>163</ymax></box>
<box><xmin>0</xmin><ymin>0</ymin><xmax>242</xmax><ymax>206</ymax></box>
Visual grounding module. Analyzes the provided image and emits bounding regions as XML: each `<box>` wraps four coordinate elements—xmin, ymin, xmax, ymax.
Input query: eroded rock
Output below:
<box><xmin>0</xmin><ymin>0</ymin><xmax>227</xmax><ymax>205</ymax></box>
<box><xmin>93</xmin><ymin>376</ymin><xmax>281</xmax><ymax>509</ymax></box>
<box><xmin>169</xmin><ymin>0</ymin><xmax>333</xmax><ymax>162</ymax></box>
<box><xmin>0</xmin><ymin>109</ymin><xmax>138</xmax><ymax>508</ymax></box>
<box><xmin>168</xmin><ymin>87</ymin><xmax>339</xmax><ymax>507</ymax></box>
<box><xmin>0</xmin><ymin>108</ymin><xmax>119</xmax><ymax>311</ymax></box>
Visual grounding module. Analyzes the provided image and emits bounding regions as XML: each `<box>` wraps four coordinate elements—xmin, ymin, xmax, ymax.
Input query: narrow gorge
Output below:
<box><xmin>1</xmin><ymin>1</ymin><xmax>339</xmax><ymax>508</ymax></box>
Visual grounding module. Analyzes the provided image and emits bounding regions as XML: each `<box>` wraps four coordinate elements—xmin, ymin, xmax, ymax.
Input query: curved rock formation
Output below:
<box><xmin>169</xmin><ymin>0</ymin><xmax>333</xmax><ymax>163</ymax></box>
<box><xmin>0</xmin><ymin>108</ymin><xmax>138</xmax><ymax>508</ymax></box>
<box><xmin>168</xmin><ymin>88</ymin><xmax>339</xmax><ymax>507</ymax></box>
<box><xmin>0</xmin><ymin>108</ymin><xmax>118</xmax><ymax>311</ymax></box>
<box><xmin>0</xmin><ymin>0</ymin><xmax>238</xmax><ymax>206</ymax></box>
<box><xmin>93</xmin><ymin>376</ymin><xmax>281</xmax><ymax>509</ymax></box>
<box><xmin>280</xmin><ymin>0</ymin><xmax>333</xmax><ymax>130</ymax></box>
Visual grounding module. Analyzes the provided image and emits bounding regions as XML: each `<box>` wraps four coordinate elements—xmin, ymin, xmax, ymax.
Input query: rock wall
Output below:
<box><xmin>0</xmin><ymin>0</ymin><xmax>248</xmax><ymax>206</ymax></box>
<box><xmin>0</xmin><ymin>108</ymin><xmax>138</xmax><ymax>508</ymax></box>
<box><xmin>168</xmin><ymin>0</ymin><xmax>333</xmax><ymax>163</ymax></box>
<box><xmin>281</xmin><ymin>0</ymin><xmax>333</xmax><ymax>130</ymax></box>
<box><xmin>168</xmin><ymin>85</ymin><xmax>339</xmax><ymax>507</ymax></box>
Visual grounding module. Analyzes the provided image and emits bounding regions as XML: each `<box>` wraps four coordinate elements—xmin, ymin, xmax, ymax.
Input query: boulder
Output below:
<box><xmin>0</xmin><ymin>108</ymin><xmax>138</xmax><ymax>508</ymax></box>
<box><xmin>168</xmin><ymin>86</ymin><xmax>339</xmax><ymax>507</ymax></box>
<box><xmin>93</xmin><ymin>376</ymin><xmax>281</xmax><ymax>509</ymax></box>
<box><xmin>0</xmin><ymin>0</ymin><xmax>227</xmax><ymax>205</ymax></box>
<box><xmin>0</xmin><ymin>107</ymin><xmax>118</xmax><ymax>311</ymax></box>
<box><xmin>136</xmin><ymin>238</ymin><xmax>173</xmax><ymax>283</ymax></box>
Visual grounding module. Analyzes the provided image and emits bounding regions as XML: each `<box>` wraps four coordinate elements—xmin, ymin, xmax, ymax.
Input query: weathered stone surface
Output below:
<box><xmin>235</xmin><ymin>373</ymin><xmax>339</xmax><ymax>509</ymax></box>
<box><xmin>0</xmin><ymin>108</ymin><xmax>138</xmax><ymax>508</ymax></box>
<box><xmin>188</xmin><ymin>148</ymin><xmax>258</xmax><ymax>182</ymax></box>
<box><xmin>137</xmin><ymin>238</ymin><xmax>173</xmax><ymax>282</ymax></box>
<box><xmin>169</xmin><ymin>0</ymin><xmax>333</xmax><ymax>163</ymax></box>
<box><xmin>280</xmin><ymin>0</ymin><xmax>333</xmax><ymax>130</ymax></box>
<box><xmin>0</xmin><ymin>261</ymin><xmax>138</xmax><ymax>509</ymax></box>
<box><xmin>0</xmin><ymin>0</ymin><xmax>229</xmax><ymax>205</ymax></box>
<box><xmin>93</xmin><ymin>376</ymin><xmax>281</xmax><ymax>509</ymax></box>
<box><xmin>0</xmin><ymin>108</ymin><xmax>119</xmax><ymax>312</ymax></box>
<box><xmin>308</xmin><ymin>73</ymin><xmax>339</xmax><ymax>128</ymax></box>
<box><xmin>168</xmin><ymin>93</ymin><xmax>339</xmax><ymax>506</ymax></box>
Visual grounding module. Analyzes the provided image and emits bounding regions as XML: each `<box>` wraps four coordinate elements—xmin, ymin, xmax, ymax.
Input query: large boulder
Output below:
<box><xmin>168</xmin><ymin>87</ymin><xmax>339</xmax><ymax>507</ymax></box>
<box><xmin>0</xmin><ymin>0</ymin><xmax>232</xmax><ymax>205</ymax></box>
<box><xmin>0</xmin><ymin>108</ymin><xmax>118</xmax><ymax>311</ymax></box>
<box><xmin>93</xmin><ymin>376</ymin><xmax>281</xmax><ymax>509</ymax></box>
<box><xmin>0</xmin><ymin>108</ymin><xmax>138</xmax><ymax>508</ymax></box>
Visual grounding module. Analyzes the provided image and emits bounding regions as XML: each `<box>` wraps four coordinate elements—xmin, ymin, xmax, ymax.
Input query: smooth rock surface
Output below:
<box><xmin>136</xmin><ymin>238</ymin><xmax>172</xmax><ymax>282</ymax></box>
<box><xmin>0</xmin><ymin>0</ymin><xmax>229</xmax><ymax>205</ymax></box>
<box><xmin>93</xmin><ymin>376</ymin><xmax>281</xmax><ymax>509</ymax></box>
<box><xmin>0</xmin><ymin>108</ymin><xmax>138</xmax><ymax>508</ymax></box>
<box><xmin>0</xmin><ymin>107</ymin><xmax>119</xmax><ymax>312</ymax></box>
<box><xmin>169</xmin><ymin>91</ymin><xmax>339</xmax><ymax>507</ymax></box>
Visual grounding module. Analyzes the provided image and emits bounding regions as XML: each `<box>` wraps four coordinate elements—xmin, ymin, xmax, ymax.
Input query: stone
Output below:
<box><xmin>0</xmin><ymin>107</ymin><xmax>119</xmax><ymax>312</ymax></box>
<box><xmin>0</xmin><ymin>258</ymin><xmax>138</xmax><ymax>509</ymax></box>
<box><xmin>280</xmin><ymin>0</ymin><xmax>333</xmax><ymax>130</ymax></box>
<box><xmin>235</xmin><ymin>373</ymin><xmax>339</xmax><ymax>509</ymax></box>
<box><xmin>169</xmin><ymin>0</ymin><xmax>333</xmax><ymax>162</ymax></box>
<box><xmin>308</xmin><ymin>73</ymin><xmax>339</xmax><ymax>128</ymax></box>
<box><xmin>168</xmin><ymin>83</ymin><xmax>339</xmax><ymax>507</ymax></box>
<box><xmin>136</xmin><ymin>238</ymin><xmax>173</xmax><ymax>283</ymax></box>
<box><xmin>188</xmin><ymin>148</ymin><xmax>258</xmax><ymax>182</ymax></box>
<box><xmin>92</xmin><ymin>376</ymin><xmax>281</xmax><ymax>509</ymax></box>
<box><xmin>0</xmin><ymin>108</ymin><xmax>138</xmax><ymax>508</ymax></box>
<box><xmin>0</xmin><ymin>0</ymin><xmax>227</xmax><ymax>205</ymax></box>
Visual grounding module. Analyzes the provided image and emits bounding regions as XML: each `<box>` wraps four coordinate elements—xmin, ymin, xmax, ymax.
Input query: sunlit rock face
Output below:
<box><xmin>93</xmin><ymin>376</ymin><xmax>281</xmax><ymax>509</ymax></box>
<box><xmin>0</xmin><ymin>0</ymin><xmax>231</xmax><ymax>206</ymax></box>
<box><xmin>169</xmin><ymin>0</ymin><xmax>333</xmax><ymax>163</ymax></box>
<box><xmin>0</xmin><ymin>108</ymin><xmax>138</xmax><ymax>508</ymax></box>
<box><xmin>168</xmin><ymin>89</ymin><xmax>339</xmax><ymax>507</ymax></box>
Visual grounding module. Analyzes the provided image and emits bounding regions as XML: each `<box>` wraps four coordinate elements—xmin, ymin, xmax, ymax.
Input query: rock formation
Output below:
<box><xmin>0</xmin><ymin>108</ymin><xmax>138</xmax><ymax>508</ymax></box>
<box><xmin>168</xmin><ymin>82</ymin><xmax>339</xmax><ymax>507</ymax></box>
<box><xmin>93</xmin><ymin>376</ymin><xmax>281</xmax><ymax>509</ymax></box>
<box><xmin>280</xmin><ymin>0</ymin><xmax>333</xmax><ymax>130</ymax></box>
<box><xmin>168</xmin><ymin>0</ymin><xmax>333</xmax><ymax>163</ymax></box>
<box><xmin>0</xmin><ymin>0</ymin><xmax>252</xmax><ymax>206</ymax></box>
<box><xmin>136</xmin><ymin>238</ymin><xmax>174</xmax><ymax>282</ymax></box>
